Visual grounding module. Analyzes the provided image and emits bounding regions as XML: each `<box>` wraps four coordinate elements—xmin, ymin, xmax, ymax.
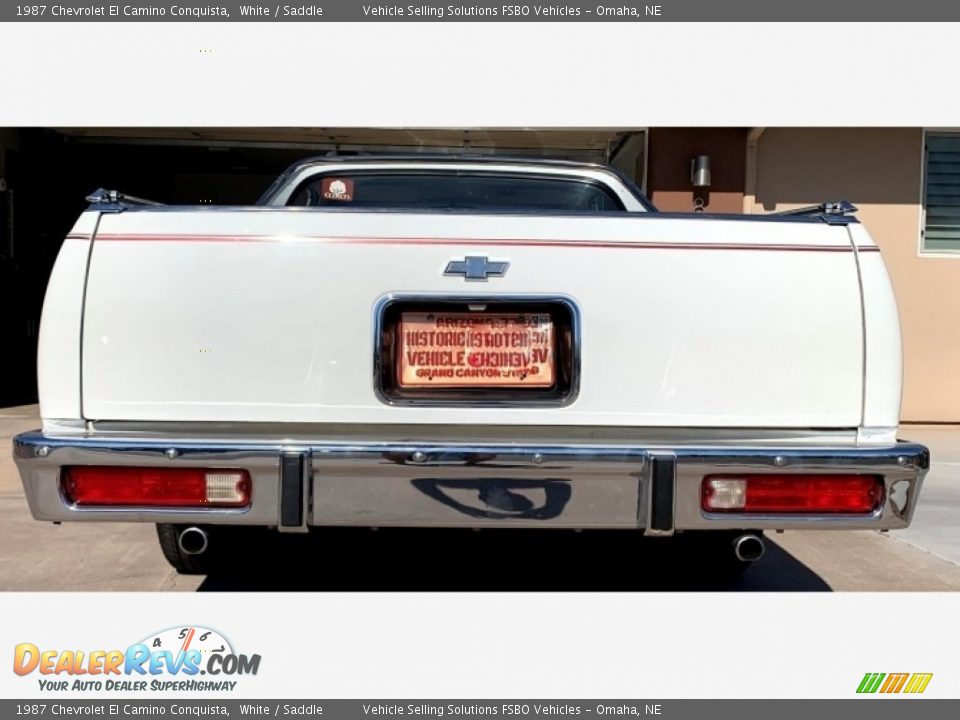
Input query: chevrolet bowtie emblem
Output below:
<box><xmin>444</xmin><ymin>256</ymin><xmax>509</xmax><ymax>281</ymax></box>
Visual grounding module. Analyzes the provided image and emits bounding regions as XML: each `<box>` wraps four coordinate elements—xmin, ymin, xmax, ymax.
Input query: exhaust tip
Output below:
<box><xmin>733</xmin><ymin>534</ymin><xmax>765</xmax><ymax>562</ymax></box>
<box><xmin>178</xmin><ymin>526</ymin><xmax>209</xmax><ymax>556</ymax></box>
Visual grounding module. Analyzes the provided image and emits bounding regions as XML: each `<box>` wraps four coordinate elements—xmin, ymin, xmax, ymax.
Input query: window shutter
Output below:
<box><xmin>923</xmin><ymin>134</ymin><xmax>960</xmax><ymax>253</ymax></box>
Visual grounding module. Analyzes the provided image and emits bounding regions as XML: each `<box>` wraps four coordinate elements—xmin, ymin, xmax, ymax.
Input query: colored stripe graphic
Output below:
<box><xmin>857</xmin><ymin>672</ymin><xmax>932</xmax><ymax>694</ymax></box>
<box><xmin>904</xmin><ymin>673</ymin><xmax>934</xmax><ymax>694</ymax></box>
<box><xmin>880</xmin><ymin>673</ymin><xmax>909</xmax><ymax>693</ymax></box>
<box><xmin>857</xmin><ymin>673</ymin><xmax>886</xmax><ymax>693</ymax></box>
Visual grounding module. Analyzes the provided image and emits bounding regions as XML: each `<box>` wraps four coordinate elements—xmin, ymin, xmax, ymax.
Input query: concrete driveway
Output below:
<box><xmin>2</xmin><ymin>405</ymin><xmax>958</xmax><ymax>591</ymax></box>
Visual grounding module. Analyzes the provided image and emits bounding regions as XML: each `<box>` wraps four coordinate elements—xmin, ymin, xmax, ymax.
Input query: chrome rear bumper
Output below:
<box><xmin>13</xmin><ymin>430</ymin><xmax>929</xmax><ymax>533</ymax></box>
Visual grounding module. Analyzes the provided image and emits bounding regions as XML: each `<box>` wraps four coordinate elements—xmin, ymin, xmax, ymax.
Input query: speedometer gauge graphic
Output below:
<box><xmin>138</xmin><ymin>626</ymin><xmax>234</xmax><ymax>658</ymax></box>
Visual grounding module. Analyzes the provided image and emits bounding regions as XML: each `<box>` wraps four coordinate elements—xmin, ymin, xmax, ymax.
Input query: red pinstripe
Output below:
<box><xmin>73</xmin><ymin>232</ymin><xmax>880</xmax><ymax>252</ymax></box>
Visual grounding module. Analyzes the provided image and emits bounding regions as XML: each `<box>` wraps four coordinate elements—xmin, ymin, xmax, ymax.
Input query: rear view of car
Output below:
<box><xmin>12</xmin><ymin>157</ymin><xmax>929</xmax><ymax>575</ymax></box>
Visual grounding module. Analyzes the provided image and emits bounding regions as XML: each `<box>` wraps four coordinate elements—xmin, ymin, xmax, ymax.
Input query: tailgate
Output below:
<box><xmin>79</xmin><ymin>209</ymin><xmax>864</xmax><ymax>428</ymax></box>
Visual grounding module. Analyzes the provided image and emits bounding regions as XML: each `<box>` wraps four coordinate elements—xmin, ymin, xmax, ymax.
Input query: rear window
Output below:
<box><xmin>286</xmin><ymin>172</ymin><xmax>625</xmax><ymax>212</ymax></box>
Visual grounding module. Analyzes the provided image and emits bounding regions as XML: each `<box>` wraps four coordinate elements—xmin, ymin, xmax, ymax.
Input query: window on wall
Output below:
<box><xmin>923</xmin><ymin>133</ymin><xmax>960</xmax><ymax>253</ymax></box>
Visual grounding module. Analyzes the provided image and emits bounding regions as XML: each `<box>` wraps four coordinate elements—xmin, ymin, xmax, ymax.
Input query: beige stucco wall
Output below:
<box><xmin>752</xmin><ymin>128</ymin><xmax>960</xmax><ymax>423</ymax></box>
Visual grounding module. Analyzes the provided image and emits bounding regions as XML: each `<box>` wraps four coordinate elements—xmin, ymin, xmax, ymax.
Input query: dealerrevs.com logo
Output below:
<box><xmin>13</xmin><ymin>626</ymin><xmax>261</xmax><ymax>693</ymax></box>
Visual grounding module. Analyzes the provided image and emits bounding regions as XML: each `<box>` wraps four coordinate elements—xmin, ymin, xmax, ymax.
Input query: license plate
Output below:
<box><xmin>397</xmin><ymin>312</ymin><xmax>556</xmax><ymax>388</ymax></box>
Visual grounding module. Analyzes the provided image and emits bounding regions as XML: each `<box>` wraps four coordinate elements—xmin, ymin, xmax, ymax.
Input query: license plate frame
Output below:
<box><xmin>375</xmin><ymin>296</ymin><xmax>579</xmax><ymax>406</ymax></box>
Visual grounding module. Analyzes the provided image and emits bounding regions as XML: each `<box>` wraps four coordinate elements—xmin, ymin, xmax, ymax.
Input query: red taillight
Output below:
<box><xmin>701</xmin><ymin>474</ymin><xmax>884</xmax><ymax>514</ymax></box>
<box><xmin>62</xmin><ymin>467</ymin><xmax>251</xmax><ymax>508</ymax></box>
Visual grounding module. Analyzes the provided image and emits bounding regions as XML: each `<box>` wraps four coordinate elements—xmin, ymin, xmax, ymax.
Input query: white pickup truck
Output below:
<box><xmin>13</xmin><ymin>156</ymin><xmax>929</xmax><ymax>576</ymax></box>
